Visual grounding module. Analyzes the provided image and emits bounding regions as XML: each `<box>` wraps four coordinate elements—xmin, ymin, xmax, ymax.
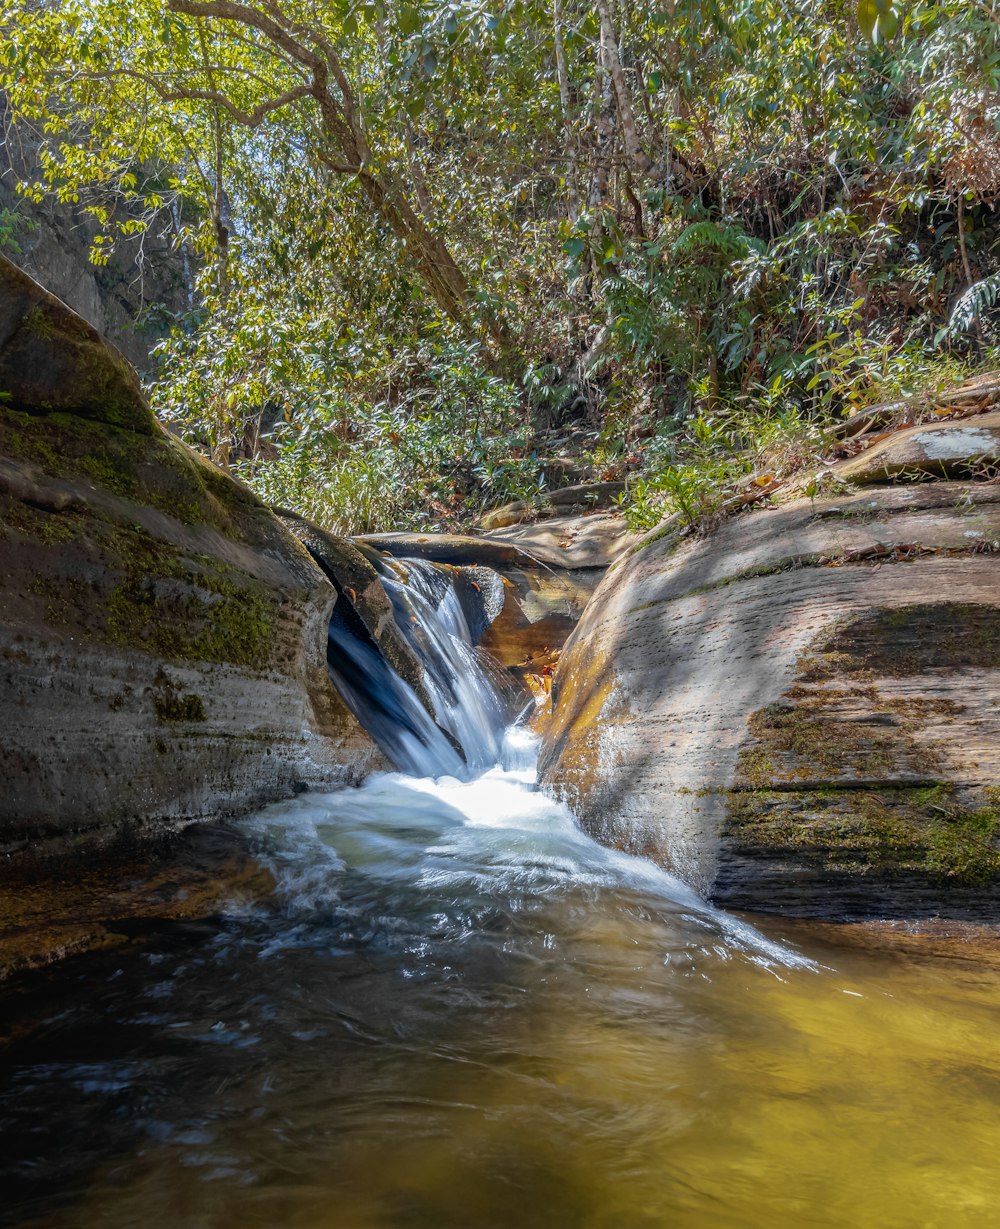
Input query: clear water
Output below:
<box><xmin>325</xmin><ymin>555</ymin><xmax>514</xmax><ymax>778</ymax></box>
<box><xmin>3</xmin><ymin>732</ymin><xmax>1000</xmax><ymax>1229</ymax></box>
<box><xmin>4</xmin><ymin>568</ymin><xmax>1000</xmax><ymax>1228</ymax></box>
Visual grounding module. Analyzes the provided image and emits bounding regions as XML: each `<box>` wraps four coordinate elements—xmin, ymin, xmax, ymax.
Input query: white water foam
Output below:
<box><xmin>242</xmin><ymin>727</ymin><xmax>816</xmax><ymax>973</ymax></box>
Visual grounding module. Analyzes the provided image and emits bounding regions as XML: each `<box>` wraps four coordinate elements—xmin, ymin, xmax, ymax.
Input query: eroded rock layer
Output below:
<box><xmin>539</xmin><ymin>480</ymin><xmax>1000</xmax><ymax>919</ymax></box>
<box><xmin>0</xmin><ymin>256</ymin><xmax>379</xmax><ymax>859</ymax></box>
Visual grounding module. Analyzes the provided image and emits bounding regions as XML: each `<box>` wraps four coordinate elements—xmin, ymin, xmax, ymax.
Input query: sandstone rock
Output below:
<box><xmin>0</xmin><ymin>257</ymin><xmax>380</xmax><ymax>860</ymax></box>
<box><xmin>832</xmin><ymin>412</ymin><xmax>1000</xmax><ymax>484</ymax></box>
<box><xmin>0</xmin><ymin>257</ymin><xmax>151</xmax><ymax>433</ymax></box>
<box><xmin>0</xmin><ymin>823</ymin><xmax>275</xmax><ymax>980</ymax></box>
<box><xmin>538</xmin><ymin>481</ymin><xmax>1000</xmax><ymax>920</ymax></box>
<box><xmin>277</xmin><ymin>511</ymin><xmax>435</xmax><ymax>711</ymax></box>
<box><xmin>833</xmin><ymin>372</ymin><xmax>1000</xmax><ymax>440</ymax></box>
<box><xmin>359</xmin><ymin>521</ymin><xmax>622</xmax><ymax>675</ymax></box>
<box><xmin>481</xmin><ymin>512</ymin><xmax>636</xmax><ymax>569</ymax></box>
<box><xmin>478</xmin><ymin>481</ymin><xmax>627</xmax><ymax>530</ymax></box>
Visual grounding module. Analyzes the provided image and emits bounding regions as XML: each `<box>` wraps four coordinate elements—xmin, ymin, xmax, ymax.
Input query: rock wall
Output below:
<box><xmin>0</xmin><ymin>256</ymin><xmax>379</xmax><ymax>860</ymax></box>
<box><xmin>538</xmin><ymin>477</ymin><xmax>1000</xmax><ymax>920</ymax></box>
<box><xmin>0</xmin><ymin>126</ymin><xmax>190</xmax><ymax>373</ymax></box>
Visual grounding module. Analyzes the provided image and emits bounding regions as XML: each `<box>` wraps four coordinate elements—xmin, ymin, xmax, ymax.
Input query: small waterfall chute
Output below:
<box><xmin>326</xmin><ymin>552</ymin><xmax>519</xmax><ymax>779</ymax></box>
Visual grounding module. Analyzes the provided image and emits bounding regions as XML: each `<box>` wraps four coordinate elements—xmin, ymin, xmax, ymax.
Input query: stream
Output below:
<box><xmin>2</xmin><ymin>559</ymin><xmax>1000</xmax><ymax>1228</ymax></box>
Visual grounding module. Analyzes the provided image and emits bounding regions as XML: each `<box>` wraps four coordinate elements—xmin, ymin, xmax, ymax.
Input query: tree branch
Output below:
<box><xmin>167</xmin><ymin>0</ymin><xmax>322</xmax><ymax>72</ymax></box>
<box><xmin>157</xmin><ymin>82</ymin><xmax>311</xmax><ymax>127</ymax></box>
<box><xmin>317</xmin><ymin>150</ymin><xmax>361</xmax><ymax>176</ymax></box>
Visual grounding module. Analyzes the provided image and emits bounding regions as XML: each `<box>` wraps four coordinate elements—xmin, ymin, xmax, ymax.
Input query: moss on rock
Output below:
<box><xmin>726</xmin><ymin>784</ymin><xmax>1000</xmax><ymax>885</ymax></box>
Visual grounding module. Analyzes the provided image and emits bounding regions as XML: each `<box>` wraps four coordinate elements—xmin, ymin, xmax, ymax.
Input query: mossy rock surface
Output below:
<box><xmin>0</xmin><ymin>255</ymin><xmax>152</xmax><ymax>434</ymax></box>
<box><xmin>0</xmin><ymin>262</ymin><xmax>380</xmax><ymax>870</ymax></box>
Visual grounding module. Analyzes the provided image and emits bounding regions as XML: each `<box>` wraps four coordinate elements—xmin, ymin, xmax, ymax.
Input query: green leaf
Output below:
<box><xmin>857</xmin><ymin>0</ymin><xmax>878</xmax><ymax>40</ymax></box>
<box><xmin>398</xmin><ymin>6</ymin><xmax>420</xmax><ymax>35</ymax></box>
<box><xmin>877</xmin><ymin>8</ymin><xmax>898</xmax><ymax>38</ymax></box>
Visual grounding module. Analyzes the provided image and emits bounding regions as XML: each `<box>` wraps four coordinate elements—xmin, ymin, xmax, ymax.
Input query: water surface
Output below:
<box><xmin>2</xmin><ymin>730</ymin><xmax>999</xmax><ymax>1228</ymax></box>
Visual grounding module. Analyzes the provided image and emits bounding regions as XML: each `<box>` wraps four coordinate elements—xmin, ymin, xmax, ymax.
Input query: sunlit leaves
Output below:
<box><xmin>858</xmin><ymin>0</ymin><xmax>901</xmax><ymax>42</ymax></box>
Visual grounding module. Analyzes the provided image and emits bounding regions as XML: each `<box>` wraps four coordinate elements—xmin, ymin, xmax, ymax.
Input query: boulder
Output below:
<box><xmin>831</xmin><ymin>412</ymin><xmax>1000</xmax><ymax>484</ymax></box>
<box><xmin>538</xmin><ymin>480</ymin><xmax>1000</xmax><ymax>919</ymax></box>
<box><xmin>0</xmin><ymin>256</ymin><xmax>152</xmax><ymax>432</ymax></box>
<box><xmin>478</xmin><ymin>481</ymin><xmax>627</xmax><ymax>530</ymax></box>
<box><xmin>481</xmin><ymin>512</ymin><xmax>635</xmax><ymax>569</ymax></box>
<box><xmin>277</xmin><ymin>511</ymin><xmax>436</xmax><ymax>711</ymax></box>
<box><xmin>0</xmin><ymin>256</ymin><xmax>380</xmax><ymax>862</ymax></box>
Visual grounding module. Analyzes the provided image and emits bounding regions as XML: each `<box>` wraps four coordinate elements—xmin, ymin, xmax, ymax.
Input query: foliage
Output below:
<box><xmin>3</xmin><ymin>0</ymin><xmax>1000</xmax><ymax>530</ymax></box>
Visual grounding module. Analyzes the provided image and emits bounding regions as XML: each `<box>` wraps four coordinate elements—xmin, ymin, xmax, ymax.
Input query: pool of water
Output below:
<box><xmin>3</xmin><ymin>729</ymin><xmax>999</xmax><ymax>1229</ymax></box>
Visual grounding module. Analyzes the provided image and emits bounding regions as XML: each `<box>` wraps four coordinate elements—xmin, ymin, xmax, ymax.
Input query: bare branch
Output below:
<box><xmin>157</xmin><ymin>82</ymin><xmax>312</xmax><ymax>127</ymax></box>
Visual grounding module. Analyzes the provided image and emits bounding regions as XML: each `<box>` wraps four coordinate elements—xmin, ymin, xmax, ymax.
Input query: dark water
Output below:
<box><xmin>3</xmin><ymin>731</ymin><xmax>1000</xmax><ymax>1229</ymax></box>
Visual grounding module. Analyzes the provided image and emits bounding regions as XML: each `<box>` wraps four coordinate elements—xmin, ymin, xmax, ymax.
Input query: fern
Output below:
<box><xmin>941</xmin><ymin>272</ymin><xmax>1000</xmax><ymax>339</ymax></box>
<box><xmin>672</xmin><ymin>221</ymin><xmax>755</xmax><ymax>260</ymax></box>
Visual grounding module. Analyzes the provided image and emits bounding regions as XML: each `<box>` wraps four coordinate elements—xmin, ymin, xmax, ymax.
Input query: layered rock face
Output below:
<box><xmin>539</xmin><ymin>477</ymin><xmax>1000</xmax><ymax>919</ymax></box>
<box><xmin>0</xmin><ymin>257</ymin><xmax>379</xmax><ymax>858</ymax></box>
<box><xmin>0</xmin><ymin>132</ymin><xmax>188</xmax><ymax>371</ymax></box>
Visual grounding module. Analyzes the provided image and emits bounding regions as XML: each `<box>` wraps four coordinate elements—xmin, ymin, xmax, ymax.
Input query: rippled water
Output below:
<box><xmin>3</xmin><ymin>729</ymin><xmax>1000</xmax><ymax>1228</ymax></box>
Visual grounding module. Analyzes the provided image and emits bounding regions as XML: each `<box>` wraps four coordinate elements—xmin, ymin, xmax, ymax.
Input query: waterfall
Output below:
<box><xmin>326</xmin><ymin>555</ymin><xmax>517</xmax><ymax>779</ymax></box>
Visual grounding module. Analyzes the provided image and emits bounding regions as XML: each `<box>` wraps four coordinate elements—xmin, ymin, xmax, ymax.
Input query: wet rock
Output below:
<box><xmin>0</xmin><ymin>256</ymin><xmax>380</xmax><ymax>862</ymax></box>
<box><xmin>831</xmin><ymin>412</ymin><xmax>1000</xmax><ymax>484</ymax></box>
<box><xmin>358</xmin><ymin>518</ymin><xmax>631</xmax><ymax>675</ymax></box>
<box><xmin>0</xmin><ymin>823</ymin><xmax>274</xmax><ymax>980</ymax></box>
<box><xmin>276</xmin><ymin>511</ymin><xmax>435</xmax><ymax>712</ymax></box>
<box><xmin>538</xmin><ymin>480</ymin><xmax>1000</xmax><ymax>920</ymax></box>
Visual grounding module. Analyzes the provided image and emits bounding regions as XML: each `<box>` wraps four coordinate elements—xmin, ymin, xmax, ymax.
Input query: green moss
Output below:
<box><xmin>22</xmin><ymin>305</ymin><xmax>56</xmax><ymax>340</ymax></box>
<box><xmin>737</xmin><ymin>697</ymin><xmax>903</xmax><ymax>783</ymax></box>
<box><xmin>107</xmin><ymin>562</ymin><xmax>274</xmax><ymax>671</ymax></box>
<box><xmin>153</xmin><ymin>690</ymin><xmax>206</xmax><ymax>723</ymax></box>
<box><xmin>923</xmin><ymin>789</ymin><xmax>1000</xmax><ymax>883</ymax></box>
<box><xmin>0</xmin><ymin>499</ymin><xmax>80</xmax><ymax>545</ymax></box>
<box><xmin>725</xmin><ymin>785</ymin><xmax>1000</xmax><ymax>884</ymax></box>
<box><xmin>800</xmin><ymin>603</ymin><xmax>1000</xmax><ymax>679</ymax></box>
<box><xmin>0</xmin><ymin>407</ymin><xmax>246</xmax><ymax>537</ymax></box>
<box><xmin>736</xmin><ymin>746</ymin><xmax>776</xmax><ymax>788</ymax></box>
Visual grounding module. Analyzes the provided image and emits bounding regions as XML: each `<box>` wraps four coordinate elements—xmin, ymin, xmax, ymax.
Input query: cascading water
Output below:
<box><xmin>15</xmin><ymin>557</ymin><xmax>1000</xmax><ymax>1229</ymax></box>
<box><xmin>325</xmin><ymin>554</ymin><xmax>516</xmax><ymax>777</ymax></box>
<box><xmin>308</xmin><ymin>554</ymin><xmax>807</xmax><ymax>967</ymax></box>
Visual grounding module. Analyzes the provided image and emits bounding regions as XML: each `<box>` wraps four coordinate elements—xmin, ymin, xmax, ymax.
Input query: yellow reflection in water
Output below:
<box><xmin>25</xmin><ymin>920</ymin><xmax>1000</xmax><ymax>1229</ymax></box>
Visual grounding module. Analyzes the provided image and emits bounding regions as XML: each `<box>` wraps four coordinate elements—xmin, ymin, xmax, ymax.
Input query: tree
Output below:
<box><xmin>2</xmin><ymin>0</ymin><xmax>511</xmax><ymax>341</ymax></box>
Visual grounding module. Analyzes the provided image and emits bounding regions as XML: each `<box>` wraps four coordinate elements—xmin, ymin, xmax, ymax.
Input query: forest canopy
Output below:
<box><xmin>2</xmin><ymin>0</ymin><xmax>999</xmax><ymax>530</ymax></box>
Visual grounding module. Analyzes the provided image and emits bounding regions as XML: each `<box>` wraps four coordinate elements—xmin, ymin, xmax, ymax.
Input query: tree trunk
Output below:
<box><xmin>553</xmin><ymin>0</ymin><xmax>578</xmax><ymax>219</ymax></box>
<box><xmin>356</xmin><ymin>167</ymin><xmax>470</xmax><ymax>324</ymax></box>
<box><xmin>595</xmin><ymin>0</ymin><xmax>650</xmax><ymax>175</ymax></box>
<box><xmin>167</xmin><ymin>0</ymin><xmax>513</xmax><ymax>353</ymax></box>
